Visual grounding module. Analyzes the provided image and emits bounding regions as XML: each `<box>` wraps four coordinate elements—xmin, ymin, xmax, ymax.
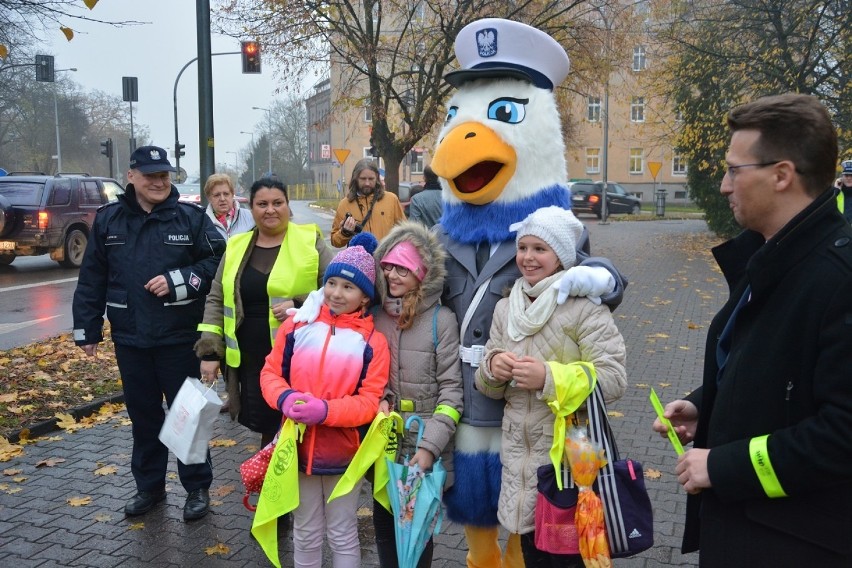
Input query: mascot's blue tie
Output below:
<box><xmin>716</xmin><ymin>284</ymin><xmax>751</xmax><ymax>385</ymax></box>
<box><xmin>475</xmin><ymin>242</ymin><xmax>490</xmax><ymax>274</ymax></box>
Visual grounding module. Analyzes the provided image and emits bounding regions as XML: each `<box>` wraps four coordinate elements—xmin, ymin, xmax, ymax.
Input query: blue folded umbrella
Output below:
<box><xmin>385</xmin><ymin>415</ymin><xmax>447</xmax><ymax>568</ymax></box>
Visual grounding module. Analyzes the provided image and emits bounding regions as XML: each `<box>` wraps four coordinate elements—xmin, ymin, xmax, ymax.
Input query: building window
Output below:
<box><xmin>675</xmin><ymin>191</ymin><xmax>687</xmax><ymax>199</ymax></box>
<box><xmin>630</xmin><ymin>96</ymin><xmax>645</xmax><ymax>122</ymax></box>
<box><xmin>587</xmin><ymin>96</ymin><xmax>601</xmax><ymax>122</ymax></box>
<box><xmin>413</xmin><ymin>1</ymin><xmax>425</xmax><ymax>22</ymax></box>
<box><xmin>629</xmin><ymin>148</ymin><xmax>644</xmax><ymax>174</ymax></box>
<box><xmin>364</xmin><ymin>104</ymin><xmax>372</xmax><ymax>123</ymax></box>
<box><xmin>585</xmin><ymin>148</ymin><xmax>601</xmax><ymax>174</ymax></box>
<box><xmin>632</xmin><ymin>46</ymin><xmax>646</xmax><ymax>71</ymax></box>
<box><xmin>410</xmin><ymin>150</ymin><xmax>424</xmax><ymax>174</ymax></box>
<box><xmin>672</xmin><ymin>153</ymin><xmax>688</xmax><ymax>175</ymax></box>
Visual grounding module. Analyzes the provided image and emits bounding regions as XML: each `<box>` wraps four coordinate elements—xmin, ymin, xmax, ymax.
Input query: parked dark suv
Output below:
<box><xmin>569</xmin><ymin>181</ymin><xmax>641</xmax><ymax>218</ymax></box>
<box><xmin>0</xmin><ymin>173</ymin><xmax>124</xmax><ymax>267</ymax></box>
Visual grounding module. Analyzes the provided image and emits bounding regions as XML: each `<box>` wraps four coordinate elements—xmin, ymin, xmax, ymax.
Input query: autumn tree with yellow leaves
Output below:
<box><xmin>648</xmin><ymin>0</ymin><xmax>850</xmax><ymax>237</ymax></box>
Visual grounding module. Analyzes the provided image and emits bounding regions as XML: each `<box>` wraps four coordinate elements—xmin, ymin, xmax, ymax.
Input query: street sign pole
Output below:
<box><xmin>333</xmin><ymin>148</ymin><xmax>351</xmax><ymax>199</ymax></box>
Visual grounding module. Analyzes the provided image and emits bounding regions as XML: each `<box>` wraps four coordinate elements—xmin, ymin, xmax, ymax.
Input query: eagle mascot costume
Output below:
<box><xmin>430</xmin><ymin>18</ymin><xmax>626</xmax><ymax>567</ymax></box>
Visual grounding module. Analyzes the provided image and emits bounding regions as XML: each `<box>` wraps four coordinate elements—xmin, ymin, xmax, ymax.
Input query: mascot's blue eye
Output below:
<box><xmin>446</xmin><ymin>106</ymin><xmax>458</xmax><ymax>122</ymax></box>
<box><xmin>487</xmin><ymin>98</ymin><xmax>528</xmax><ymax>124</ymax></box>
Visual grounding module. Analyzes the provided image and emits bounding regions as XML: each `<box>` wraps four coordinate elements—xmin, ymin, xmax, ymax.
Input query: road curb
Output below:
<box><xmin>7</xmin><ymin>392</ymin><xmax>125</xmax><ymax>443</ymax></box>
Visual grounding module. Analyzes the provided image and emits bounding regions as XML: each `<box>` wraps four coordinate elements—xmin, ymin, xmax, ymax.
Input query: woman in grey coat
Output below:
<box><xmin>372</xmin><ymin>220</ymin><xmax>464</xmax><ymax>568</ymax></box>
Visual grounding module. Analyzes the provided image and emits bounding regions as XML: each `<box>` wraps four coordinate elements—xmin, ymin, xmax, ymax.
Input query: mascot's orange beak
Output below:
<box><xmin>431</xmin><ymin>121</ymin><xmax>517</xmax><ymax>206</ymax></box>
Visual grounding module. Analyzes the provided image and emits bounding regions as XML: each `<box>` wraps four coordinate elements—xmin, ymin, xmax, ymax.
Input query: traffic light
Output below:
<box><xmin>100</xmin><ymin>138</ymin><xmax>113</xmax><ymax>159</ymax></box>
<box><xmin>241</xmin><ymin>40</ymin><xmax>261</xmax><ymax>74</ymax></box>
<box><xmin>35</xmin><ymin>54</ymin><xmax>55</xmax><ymax>82</ymax></box>
<box><xmin>175</xmin><ymin>143</ymin><xmax>185</xmax><ymax>158</ymax></box>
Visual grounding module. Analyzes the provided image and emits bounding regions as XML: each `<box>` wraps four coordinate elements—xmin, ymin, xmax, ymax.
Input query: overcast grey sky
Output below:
<box><xmin>48</xmin><ymin>1</ymin><xmax>314</xmax><ymax>178</ymax></box>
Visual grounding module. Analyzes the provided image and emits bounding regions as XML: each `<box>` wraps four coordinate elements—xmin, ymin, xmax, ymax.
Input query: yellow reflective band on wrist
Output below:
<box><xmin>399</xmin><ymin>399</ymin><xmax>415</xmax><ymax>412</ymax></box>
<box><xmin>197</xmin><ymin>323</ymin><xmax>223</xmax><ymax>335</ymax></box>
<box><xmin>434</xmin><ymin>405</ymin><xmax>461</xmax><ymax>424</ymax></box>
<box><xmin>749</xmin><ymin>435</ymin><xmax>787</xmax><ymax>498</ymax></box>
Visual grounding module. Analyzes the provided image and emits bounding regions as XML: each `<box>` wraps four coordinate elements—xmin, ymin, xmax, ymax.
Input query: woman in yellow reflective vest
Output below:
<box><xmin>195</xmin><ymin>178</ymin><xmax>335</xmax><ymax>447</ymax></box>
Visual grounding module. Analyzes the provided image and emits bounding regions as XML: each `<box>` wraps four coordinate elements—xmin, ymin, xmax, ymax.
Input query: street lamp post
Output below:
<box><xmin>251</xmin><ymin>106</ymin><xmax>272</xmax><ymax>176</ymax></box>
<box><xmin>226</xmin><ymin>150</ymin><xmax>238</xmax><ymax>173</ymax></box>
<box><xmin>240</xmin><ymin>131</ymin><xmax>256</xmax><ymax>180</ymax></box>
<box><xmin>53</xmin><ymin>68</ymin><xmax>77</xmax><ymax>173</ymax></box>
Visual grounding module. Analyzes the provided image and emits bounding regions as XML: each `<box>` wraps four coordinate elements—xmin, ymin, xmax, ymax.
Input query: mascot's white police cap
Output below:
<box><xmin>445</xmin><ymin>18</ymin><xmax>570</xmax><ymax>91</ymax></box>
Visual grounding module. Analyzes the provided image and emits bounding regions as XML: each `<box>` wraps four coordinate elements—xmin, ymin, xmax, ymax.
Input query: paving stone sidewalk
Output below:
<box><xmin>0</xmin><ymin>217</ymin><xmax>723</xmax><ymax>567</ymax></box>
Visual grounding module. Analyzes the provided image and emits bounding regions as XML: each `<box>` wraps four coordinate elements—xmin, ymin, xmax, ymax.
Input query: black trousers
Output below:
<box><xmin>372</xmin><ymin>498</ymin><xmax>434</xmax><ymax>568</ymax></box>
<box><xmin>115</xmin><ymin>343</ymin><xmax>213</xmax><ymax>493</ymax></box>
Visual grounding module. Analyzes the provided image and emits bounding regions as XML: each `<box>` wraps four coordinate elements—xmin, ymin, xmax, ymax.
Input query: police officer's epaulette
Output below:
<box><xmin>177</xmin><ymin>201</ymin><xmax>205</xmax><ymax>211</ymax></box>
<box><xmin>97</xmin><ymin>201</ymin><xmax>121</xmax><ymax>212</ymax></box>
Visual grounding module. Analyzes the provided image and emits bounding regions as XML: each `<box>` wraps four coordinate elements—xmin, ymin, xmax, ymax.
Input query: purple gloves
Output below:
<box><xmin>288</xmin><ymin>394</ymin><xmax>328</xmax><ymax>426</ymax></box>
<box><xmin>279</xmin><ymin>391</ymin><xmax>301</xmax><ymax>417</ymax></box>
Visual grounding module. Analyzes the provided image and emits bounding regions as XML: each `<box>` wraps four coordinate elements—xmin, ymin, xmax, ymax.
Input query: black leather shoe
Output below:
<box><xmin>124</xmin><ymin>489</ymin><xmax>166</xmax><ymax>516</ymax></box>
<box><xmin>183</xmin><ymin>488</ymin><xmax>210</xmax><ymax>521</ymax></box>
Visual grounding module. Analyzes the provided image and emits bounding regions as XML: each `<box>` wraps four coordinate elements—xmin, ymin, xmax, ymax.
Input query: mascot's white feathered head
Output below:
<box><xmin>431</xmin><ymin>18</ymin><xmax>573</xmax><ymax>244</ymax></box>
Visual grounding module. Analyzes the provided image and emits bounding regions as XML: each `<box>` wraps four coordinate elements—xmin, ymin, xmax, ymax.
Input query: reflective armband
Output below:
<box><xmin>399</xmin><ymin>399</ymin><xmax>415</xmax><ymax>412</ymax></box>
<box><xmin>749</xmin><ymin>435</ymin><xmax>787</xmax><ymax>498</ymax></box>
<box><xmin>434</xmin><ymin>405</ymin><xmax>461</xmax><ymax>424</ymax></box>
<box><xmin>197</xmin><ymin>323</ymin><xmax>223</xmax><ymax>335</ymax></box>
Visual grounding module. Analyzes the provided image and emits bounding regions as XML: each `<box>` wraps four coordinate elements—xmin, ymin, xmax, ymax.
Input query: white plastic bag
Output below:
<box><xmin>158</xmin><ymin>377</ymin><xmax>223</xmax><ymax>464</ymax></box>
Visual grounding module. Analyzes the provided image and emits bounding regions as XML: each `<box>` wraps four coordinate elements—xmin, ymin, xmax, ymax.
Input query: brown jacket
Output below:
<box><xmin>331</xmin><ymin>191</ymin><xmax>406</xmax><ymax>247</ymax></box>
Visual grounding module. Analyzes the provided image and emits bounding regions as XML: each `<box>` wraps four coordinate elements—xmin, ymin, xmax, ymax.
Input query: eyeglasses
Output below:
<box><xmin>723</xmin><ymin>161</ymin><xmax>780</xmax><ymax>179</ymax></box>
<box><xmin>382</xmin><ymin>264</ymin><xmax>410</xmax><ymax>277</ymax></box>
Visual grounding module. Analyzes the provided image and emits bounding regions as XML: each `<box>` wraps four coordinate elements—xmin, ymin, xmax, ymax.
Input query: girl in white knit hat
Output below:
<box><xmin>474</xmin><ymin>206</ymin><xmax>628</xmax><ymax>565</ymax></box>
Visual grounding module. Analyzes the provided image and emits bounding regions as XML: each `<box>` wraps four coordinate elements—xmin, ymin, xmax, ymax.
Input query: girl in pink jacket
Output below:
<box><xmin>260</xmin><ymin>233</ymin><xmax>390</xmax><ymax>568</ymax></box>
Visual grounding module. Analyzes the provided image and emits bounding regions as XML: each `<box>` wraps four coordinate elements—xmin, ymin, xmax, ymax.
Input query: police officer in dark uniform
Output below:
<box><xmin>72</xmin><ymin>146</ymin><xmax>225</xmax><ymax>520</ymax></box>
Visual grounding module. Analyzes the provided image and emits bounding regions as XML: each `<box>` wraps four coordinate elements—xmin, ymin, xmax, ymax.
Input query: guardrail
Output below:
<box><xmin>287</xmin><ymin>183</ymin><xmax>341</xmax><ymax>201</ymax></box>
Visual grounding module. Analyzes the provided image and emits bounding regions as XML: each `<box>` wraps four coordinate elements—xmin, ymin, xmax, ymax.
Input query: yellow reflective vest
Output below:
<box><xmin>216</xmin><ymin>224</ymin><xmax>319</xmax><ymax>368</ymax></box>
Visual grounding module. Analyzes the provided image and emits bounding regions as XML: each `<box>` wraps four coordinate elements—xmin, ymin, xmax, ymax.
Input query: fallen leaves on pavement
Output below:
<box><xmin>67</xmin><ymin>495</ymin><xmax>92</xmax><ymax>506</ymax></box>
<box><xmin>35</xmin><ymin>457</ymin><xmax>66</xmax><ymax>468</ymax></box>
<box><xmin>0</xmin><ymin>329</ymin><xmax>122</xmax><ymax>438</ymax></box>
<box><xmin>205</xmin><ymin>543</ymin><xmax>230</xmax><ymax>556</ymax></box>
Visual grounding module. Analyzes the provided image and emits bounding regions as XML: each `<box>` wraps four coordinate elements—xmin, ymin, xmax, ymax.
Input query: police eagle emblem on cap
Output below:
<box><xmin>476</xmin><ymin>28</ymin><xmax>497</xmax><ymax>57</ymax></box>
<box><xmin>150</xmin><ymin>149</ymin><xmax>161</xmax><ymax>160</ymax></box>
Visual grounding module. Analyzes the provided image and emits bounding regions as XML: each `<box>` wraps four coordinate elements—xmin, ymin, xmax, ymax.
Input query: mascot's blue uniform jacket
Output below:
<box><xmin>73</xmin><ymin>184</ymin><xmax>225</xmax><ymax>348</ymax></box>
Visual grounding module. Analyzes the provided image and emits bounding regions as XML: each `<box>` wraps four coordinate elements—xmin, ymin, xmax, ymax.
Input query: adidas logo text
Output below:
<box><xmin>628</xmin><ymin>528</ymin><xmax>642</xmax><ymax>539</ymax></box>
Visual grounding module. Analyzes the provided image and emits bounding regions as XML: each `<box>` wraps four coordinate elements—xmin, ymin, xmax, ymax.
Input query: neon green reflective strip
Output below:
<box><xmin>197</xmin><ymin>323</ymin><xmax>223</xmax><ymax>335</ymax></box>
<box><xmin>749</xmin><ymin>435</ymin><xmax>787</xmax><ymax>498</ymax></box>
<box><xmin>434</xmin><ymin>404</ymin><xmax>461</xmax><ymax>424</ymax></box>
<box><xmin>399</xmin><ymin>399</ymin><xmax>415</xmax><ymax>412</ymax></box>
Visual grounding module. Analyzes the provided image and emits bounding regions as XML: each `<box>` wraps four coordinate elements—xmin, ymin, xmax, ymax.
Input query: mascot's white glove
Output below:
<box><xmin>552</xmin><ymin>266</ymin><xmax>615</xmax><ymax>305</ymax></box>
<box><xmin>285</xmin><ymin>288</ymin><xmax>324</xmax><ymax>324</ymax></box>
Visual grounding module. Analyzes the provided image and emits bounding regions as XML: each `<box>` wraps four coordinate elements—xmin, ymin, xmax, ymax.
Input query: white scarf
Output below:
<box><xmin>507</xmin><ymin>270</ymin><xmax>566</xmax><ymax>342</ymax></box>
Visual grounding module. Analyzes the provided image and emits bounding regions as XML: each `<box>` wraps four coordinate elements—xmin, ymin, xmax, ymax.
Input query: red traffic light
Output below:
<box><xmin>241</xmin><ymin>40</ymin><xmax>261</xmax><ymax>74</ymax></box>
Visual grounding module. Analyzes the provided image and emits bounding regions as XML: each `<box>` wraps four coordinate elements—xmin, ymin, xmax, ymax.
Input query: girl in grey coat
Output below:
<box><xmin>372</xmin><ymin>221</ymin><xmax>464</xmax><ymax>568</ymax></box>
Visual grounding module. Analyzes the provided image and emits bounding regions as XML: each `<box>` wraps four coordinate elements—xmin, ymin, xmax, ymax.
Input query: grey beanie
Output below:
<box><xmin>509</xmin><ymin>206</ymin><xmax>584</xmax><ymax>269</ymax></box>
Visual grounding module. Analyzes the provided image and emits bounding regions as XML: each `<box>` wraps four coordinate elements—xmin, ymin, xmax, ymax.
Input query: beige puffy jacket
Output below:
<box><xmin>475</xmin><ymin>295</ymin><xmax>627</xmax><ymax>535</ymax></box>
